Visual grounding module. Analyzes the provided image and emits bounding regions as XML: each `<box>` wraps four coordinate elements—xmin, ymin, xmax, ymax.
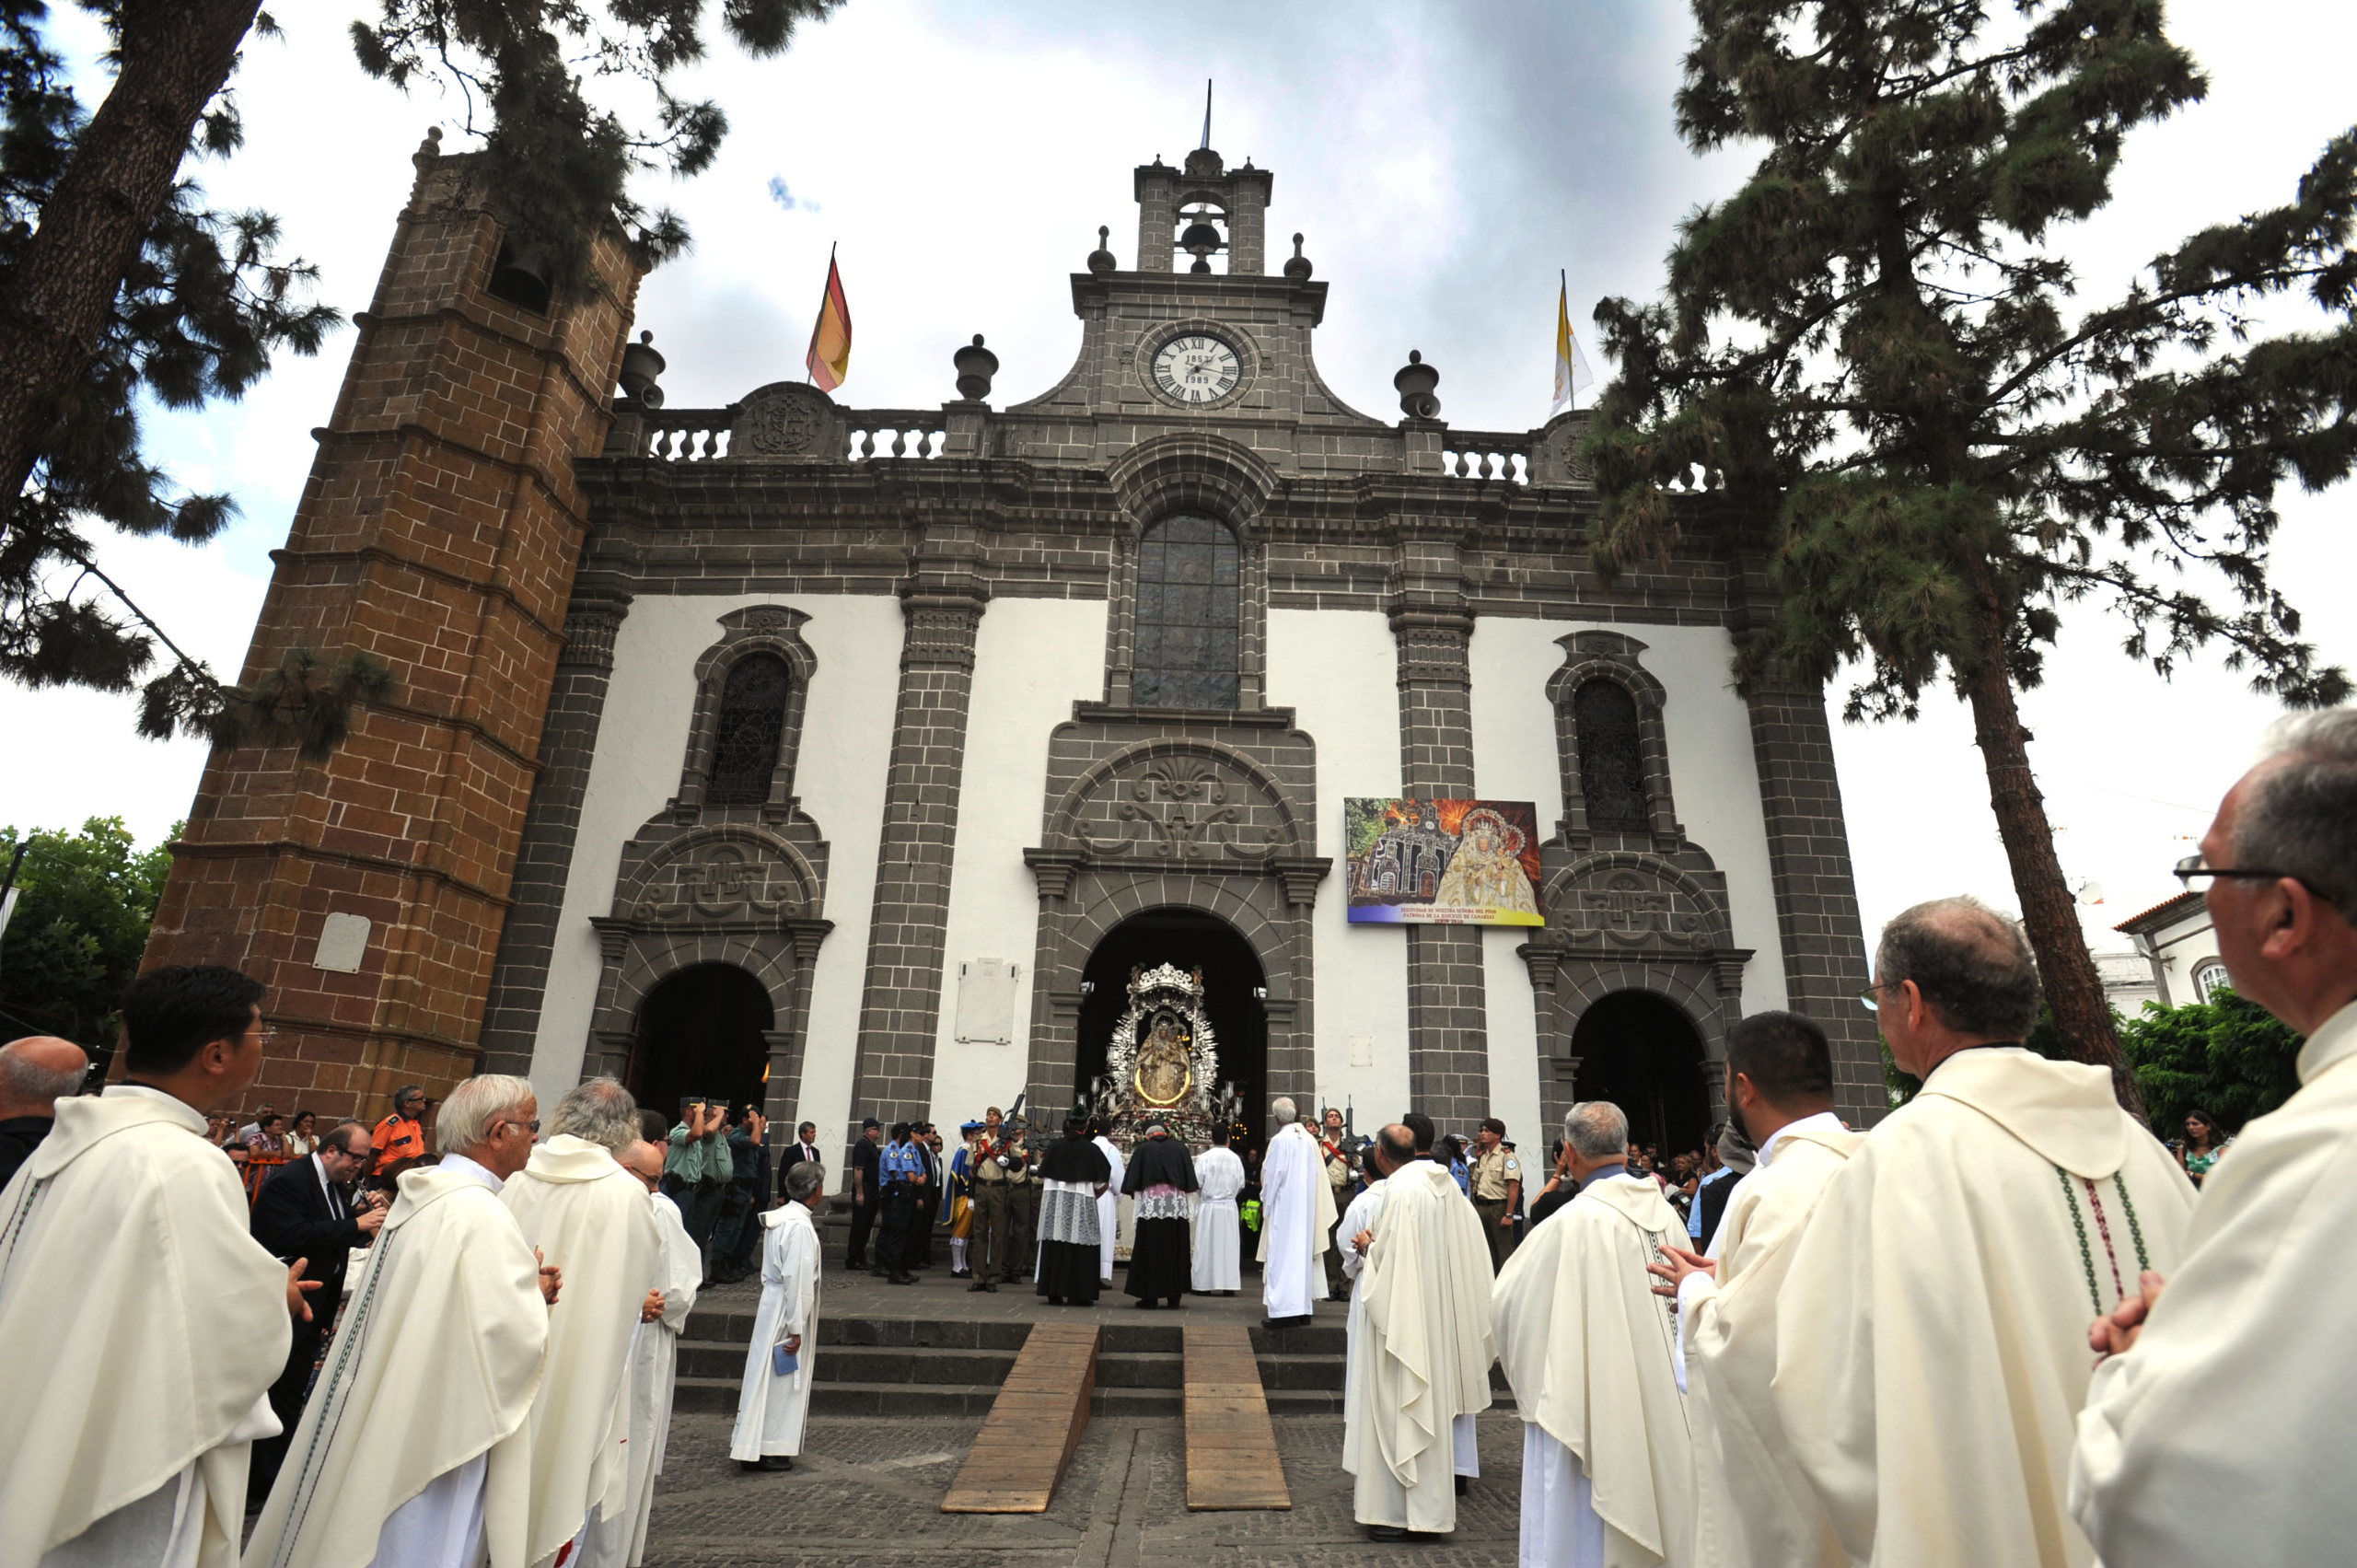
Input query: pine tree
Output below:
<box><xmin>1586</xmin><ymin>0</ymin><xmax>2357</xmax><ymax>1114</ymax></box>
<box><xmin>0</xmin><ymin>0</ymin><xmax>840</xmax><ymax>750</ymax></box>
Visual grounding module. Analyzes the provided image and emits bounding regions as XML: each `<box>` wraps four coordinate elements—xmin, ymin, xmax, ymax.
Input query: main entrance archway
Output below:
<box><xmin>1568</xmin><ymin>990</ymin><xmax>1711</xmax><ymax>1158</ymax></box>
<box><xmin>1076</xmin><ymin>908</ymin><xmax>1268</xmax><ymax>1146</ymax></box>
<box><xmin>630</xmin><ymin>962</ymin><xmax>774</xmax><ymax>1125</ymax></box>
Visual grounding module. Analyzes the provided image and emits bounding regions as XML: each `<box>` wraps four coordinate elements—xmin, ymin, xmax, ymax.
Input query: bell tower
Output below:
<box><xmin>138</xmin><ymin>132</ymin><xmax>643</xmax><ymax>1118</ymax></box>
<box><xmin>1132</xmin><ymin>145</ymin><xmax>1274</xmax><ymax>274</ymax></box>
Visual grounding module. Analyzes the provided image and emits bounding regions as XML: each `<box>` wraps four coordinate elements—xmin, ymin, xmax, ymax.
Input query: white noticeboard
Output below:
<box><xmin>313</xmin><ymin>912</ymin><xmax>373</xmax><ymax>974</ymax></box>
<box><xmin>954</xmin><ymin>958</ymin><xmax>1019</xmax><ymax>1045</ymax></box>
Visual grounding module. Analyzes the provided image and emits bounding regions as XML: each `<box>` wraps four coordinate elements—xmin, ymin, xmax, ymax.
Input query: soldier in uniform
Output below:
<box><xmin>1468</xmin><ymin>1116</ymin><xmax>1523</xmax><ymax>1272</ymax></box>
<box><xmin>1319</xmin><ymin>1107</ymin><xmax>1353</xmax><ymax>1295</ymax></box>
<box><xmin>968</xmin><ymin>1107</ymin><xmax>1013</xmax><ymax>1293</ymax></box>
<box><xmin>1003</xmin><ymin>1115</ymin><xmax>1039</xmax><ymax>1283</ymax></box>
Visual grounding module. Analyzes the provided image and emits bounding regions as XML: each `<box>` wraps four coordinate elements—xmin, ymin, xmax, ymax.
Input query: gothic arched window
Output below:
<box><xmin>706</xmin><ymin>653</ymin><xmax>792</xmax><ymax>805</ymax></box>
<box><xmin>1132</xmin><ymin>515</ymin><xmax>1239</xmax><ymax>709</ymax></box>
<box><xmin>1574</xmin><ymin>679</ymin><xmax>1648</xmax><ymax>830</ymax></box>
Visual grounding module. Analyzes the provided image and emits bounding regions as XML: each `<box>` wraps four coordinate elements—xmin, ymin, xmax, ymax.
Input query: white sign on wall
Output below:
<box><xmin>313</xmin><ymin>912</ymin><xmax>372</xmax><ymax>974</ymax></box>
<box><xmin>955</xmin><ymin>957</ymin><xmax>1020</xmax><ymax>1045</ymax></box>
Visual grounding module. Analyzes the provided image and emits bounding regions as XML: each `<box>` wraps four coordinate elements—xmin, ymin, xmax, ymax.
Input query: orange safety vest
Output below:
<box><xmin>372</xmin><ymin>1113</ymin><xmax>425</xmax><ymax>1164</ymax></box>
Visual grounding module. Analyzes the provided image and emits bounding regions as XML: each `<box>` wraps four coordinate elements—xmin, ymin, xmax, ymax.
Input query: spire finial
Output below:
<box><xmin>1201</xmin><ymin>79</ymin><xmax>1213</xmax><ymax>151</ymax></box>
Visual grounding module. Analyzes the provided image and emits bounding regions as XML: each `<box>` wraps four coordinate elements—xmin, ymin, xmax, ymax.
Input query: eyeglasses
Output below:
<box><xmin>2173</xmin><ymin>854</ymin><xmax>2337</xmax><ymax>903</ymax></box>
<box><xmin>1860</xmin><ymin>979</ymin><xmax>1894</xmax><ymax>1013</ymax></box>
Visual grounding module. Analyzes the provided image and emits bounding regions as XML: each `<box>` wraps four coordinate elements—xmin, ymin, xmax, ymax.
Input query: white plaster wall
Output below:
<box><xmin>1469</xmin><ymin>619</ymin><xmax>1790</xmax><ymax>1040</ymax></box>
<box><xmin>1266</xmin><ymin>608</ymin><xmax>1411</xmax><ymax>1123</ymax></box>
<box><xmin>526</xmin><ymin>592</ymin><xmax>904</xmax><ymax>1149</ymax></box>
<box><xmin>926</xmin><ymin>598</ymin><xmax>1109</xmax><ymax>1126</ymax></box>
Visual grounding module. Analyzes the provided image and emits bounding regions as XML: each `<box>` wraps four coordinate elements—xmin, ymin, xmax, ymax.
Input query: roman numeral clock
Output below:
<box><xmin>1151</xmin><ymin>331</ymin><xmax>1243</xmax><ymax>406</ymax></box>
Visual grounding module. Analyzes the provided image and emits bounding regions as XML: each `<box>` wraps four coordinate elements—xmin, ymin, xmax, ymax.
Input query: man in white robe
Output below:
<box><xmin>1344</xmin><ymin>1125</ymin><xmax>1493</xmax><ymax>1538</ymax></box>
<box><xmin>1190</xmin><ymin>1125</ymin><xmax>1246</xmax><ymax>1295</ymax></box>
<box><xmin>499</xmin><ymin>1079</ymin><xmax>665</xmax><ymax>1568</ymax></box>
<box><xmin>731</xmin><ymin>1159</ymin><xmax>829</xmax><ymax>1469</ymax></box>
<box><xmin>1341</xmin><ymin>1135</ymin><xmax>1480</xmax><ymax>1491</ymax></box>
<box><xmin>2072</xmin><ymin>711</ymin><xmax>2357</xmax><ymax>1564</ymax></box>
<box><xmin>578</xmin><ymin>1142</ymin><xmax>700</xmax><ymax>1568</ymax></box>
<box><xmin>1494</xmin><ymin>1100</ymin><xmax>1695</xmax><ymax>1568</ymax></box>
<box><xmin>246</xmin><ymin>1074</ymin><xmax>556</xmax><ymax>1568</ymax></box>
<box><xmin>1092</xmin><ymin>1120</ymin><xmax>1125</xmax><ymax>1283</ymax></box>
<box><xmin>0</xmin><ymin>966</ymin><xmax>300</xmax><ymax>1568</ymax></box>
<box><xmin>1257</xmin><ymin>1096</ymin><xmax>1336</xmax><ymax>1326</ymax></box>
<box><xmin>1646</xmin><ymin>1011</ymin><xmax>1858</xmax><ymax>1568</ymax></box>
<box><xmin>1776</xmin><ymin>897</ymin><xmax>2195</xmax><ymax>1568</ymax></box>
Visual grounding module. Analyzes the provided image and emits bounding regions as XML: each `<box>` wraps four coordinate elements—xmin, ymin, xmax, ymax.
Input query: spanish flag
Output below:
<box><xmin>804</xmin><ymin>246</ymin><xmax>852</xmax><ymax>391</ymax></box>
<box><xmin>1550</xmin><ymin>271</ymin><xmax>1594</xmax><ymax>418</ymax></box>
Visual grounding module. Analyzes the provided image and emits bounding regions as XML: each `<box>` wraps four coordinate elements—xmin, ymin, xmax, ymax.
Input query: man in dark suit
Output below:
<box><xmin>247</xmin><ymin>1119</ymin><xmax>383</xmax><ymax>1498</ymax></box>
<box><xmin>780</xmin><ymin>1120</ymin><xmax>824</xmax><ymax>1171</ymax></box>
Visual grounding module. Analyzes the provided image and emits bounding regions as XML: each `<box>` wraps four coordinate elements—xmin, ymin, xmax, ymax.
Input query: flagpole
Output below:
<box><xmin>805</xmin><ymin>240</ymin><xmax>836</xmax><ymax>387</ymax></box>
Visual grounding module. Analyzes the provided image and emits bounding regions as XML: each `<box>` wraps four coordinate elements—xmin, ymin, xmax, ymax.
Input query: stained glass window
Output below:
<box><xmin>1574</xmin><ymin>679</ymin><xmax>1648</xmax><ymax>829</ymax></box>
<box><xmin>1132</xmin><ymin>515</ymin><xmax>1239</xmax><ymax>709</ymax></box>
<box><xmin>706</xmin><ymin>653</ymin><xmax>790</xmax><ymax>805</ymax></box>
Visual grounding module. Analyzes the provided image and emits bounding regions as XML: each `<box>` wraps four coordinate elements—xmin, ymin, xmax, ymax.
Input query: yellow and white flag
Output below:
<box><xmin>1550</xmin><ymin>272</ymin><xmax>1594</xmax><ymax>417</ymax></box>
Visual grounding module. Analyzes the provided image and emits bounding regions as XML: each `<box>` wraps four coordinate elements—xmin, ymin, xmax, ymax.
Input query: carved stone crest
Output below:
<box><xmin>731</xmin><ymin>383</ymin><xmax>835</xmax><ymax>458</ymax></box>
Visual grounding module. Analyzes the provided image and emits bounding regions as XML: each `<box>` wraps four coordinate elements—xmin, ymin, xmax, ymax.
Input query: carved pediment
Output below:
<box><xmin>1539</xmin><ymin>853</ymin><xmax>1730</xmax><ymax>954</ymax></box>
<box><xmin>729</xmin><ymin>383</ymin><xmax>843</xmax><ymax>460</ymax></box>
<box><xmin>616</xmin><ymin>826</ymin><xmax>820</xmax><ymax>923</ymax></box>
<box><xmin>1039</xmin><ymin>739</ymin><xmax>1308</xmax><ymax>865</ymax></box>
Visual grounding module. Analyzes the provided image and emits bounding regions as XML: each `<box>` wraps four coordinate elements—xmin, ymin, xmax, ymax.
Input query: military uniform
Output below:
<box><xmin>1320</xmin><ymin>1134</ymin><xmax>1353</xmax><ymax>1294</ymax></box>
<box><xmin>1004</xmin><ymin>1132</ymin><xmax>1039</xmax><ymax>1282</ymax></box>
<box><xmin>1469</xmin><ymin>1142</ymin><xmax>1523</xmax><ymax>1271</ymax></box>
<box><xmin>969</xmin><ymin>1127</ymin><xmax>1015</xmax><ymax>1290</ymax></box>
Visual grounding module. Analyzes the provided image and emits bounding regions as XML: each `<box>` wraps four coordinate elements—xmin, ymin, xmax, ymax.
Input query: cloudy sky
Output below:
<box><xmin>8</xmin><ymin>0</ymin><xmax>2352</xmax><ymax>951</ymax></box>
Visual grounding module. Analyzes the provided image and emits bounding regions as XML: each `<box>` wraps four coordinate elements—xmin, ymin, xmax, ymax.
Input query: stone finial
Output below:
<box><xmin>1283</xmin><ymin>232</ymin><xmax>1313</xmax><ymax>281</ymax></box>
<box><xmin>412</xmin><ymin>125</ymin><xmax>443</xmax><ymax>169</ymax></box>
<box><xmin>954</xmin><ymin>333</ymin><xmax>999</xmax><ymax>401</ymax></box>
<box><xmin>1395</xmin><ymin>349</ymin><xmax>1441</xmax><ymax>420</ymax></box>
<box><xmin>1087</xmin><ymin>225</ymin><xmax>1116</xmax><ymax>275</ymax></box>
<box><xmin>619</xmin><ymin>329</ymin><xmax>667</xmax><ymax>408</ymax></box>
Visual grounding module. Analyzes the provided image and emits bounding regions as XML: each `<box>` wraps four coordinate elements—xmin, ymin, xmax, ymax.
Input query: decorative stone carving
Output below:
<box><xmin>730</xmin><ymin>382</ymin><xmax>841</xmax><ymax>459</ymax></box>
<box><xmin>1062</xmin><ymin>749</ymin><xmax>1292</xmax><ymax>862</ymax></box>
<box><xmin>1529</xmin><ymin>409</ymin><xmax>1595</xmax><ymax>487</ymax></box>
<box><xmin>633</xmin><ymin>831</ymin><xmax>819</xmax><ymax>923</ymax></box>
<box><xmin>1541</xmin><ymin>853</ymin><xmax>1729</xmax><ymax>957</ymax></box>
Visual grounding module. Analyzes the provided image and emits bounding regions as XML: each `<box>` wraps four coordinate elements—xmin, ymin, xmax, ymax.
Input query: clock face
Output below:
<box><xmin>1152</xmin><ymin>333</ymin><xmax>1243</xmax><ymax>405</ymax></box>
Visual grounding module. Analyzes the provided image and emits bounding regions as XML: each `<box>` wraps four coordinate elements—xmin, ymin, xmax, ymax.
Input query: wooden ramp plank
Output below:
<box><xmin>1184</xmin><ymin>1324</ymin><xmax>1292</xmax><ymax>1511</ymax></box>
<box><xmin>940</xmin><ymin>1322</ymin><xmax>1097</xmax><ymax>1514</ymax></box>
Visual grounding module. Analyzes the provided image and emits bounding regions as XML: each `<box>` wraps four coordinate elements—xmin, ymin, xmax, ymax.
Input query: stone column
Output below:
<box><xmin>480</xmin><ymin>585</ymin><xmax>631</xmax><ymax>1078</ymax></box>
<box><xmin>764</xmin><ymin>919</ymin><xmax>832</xmax><ymax>1129</ymax></box>
<box><xmin>1388</xmin><ymin>527</ymin><xmax>1490</xmax><ymax>1130</ymax></box>
<box><xmin>843</xmin><ymin>528</ymin><xmax>988</xmax><ymax>1154</ymax></box>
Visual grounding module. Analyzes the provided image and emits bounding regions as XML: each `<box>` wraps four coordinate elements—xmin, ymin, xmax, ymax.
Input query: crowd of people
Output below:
<box><xmin>0</xmin><ymin>710</ymin><xmax>2350</xmax><ymax>1566</ymax></box>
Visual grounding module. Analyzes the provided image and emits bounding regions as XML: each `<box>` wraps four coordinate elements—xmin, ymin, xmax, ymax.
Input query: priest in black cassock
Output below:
<box><xmin>1036</xmin><ymin>1116</ymin><xmax>1113</xmax><ymax>1306</ymax></box>
<box><xmin>1121</xmin><ymin>1121</ymin><xmax>1200</xmax><ymax>1308</ymax></box>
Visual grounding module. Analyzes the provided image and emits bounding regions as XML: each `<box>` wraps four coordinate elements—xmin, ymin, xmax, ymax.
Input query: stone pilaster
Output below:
<box><xmin>843</xmin><ymin>526</ymin><xmax>988</xmax><ymax>1152</ymax></box>
<box><xmin>1388</xmin><ymin>528</ymin><xmax>1490</xmax><ymax>1130</ymax></box>
<box><xmin>480</xmin><ymin>587</ymin><xmax>632</xmax><ymax>1078</ymax></box>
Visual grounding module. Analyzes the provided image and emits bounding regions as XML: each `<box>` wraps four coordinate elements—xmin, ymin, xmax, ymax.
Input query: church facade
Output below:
<box><xmin>144</xmin><ymin>136</ymin><xmax>1883</xmax><ymax>1157</ymax></box>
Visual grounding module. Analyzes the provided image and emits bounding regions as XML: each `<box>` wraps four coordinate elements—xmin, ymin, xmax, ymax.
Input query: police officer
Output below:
<box><xmin>1469</xmin><ymin>1116</ymin><xmax>1522</xmax><ymax>1272</ymax></box>
<box><xmin>875</xmin><ymin>1121</ymin><xmax>927</xmax><ymax>1285</ymax></box>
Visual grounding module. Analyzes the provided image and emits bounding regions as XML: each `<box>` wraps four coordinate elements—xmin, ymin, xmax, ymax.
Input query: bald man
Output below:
<box><xmin>0</xmin><ymin>1036</ymin><xmax>89</xmax><ymax>1191</ymax></box>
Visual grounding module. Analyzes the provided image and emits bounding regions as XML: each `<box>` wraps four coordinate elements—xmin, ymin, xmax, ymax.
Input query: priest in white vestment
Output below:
<box><xmin>1092</xmin><ymin>1121</ymin><xmax>1125</xmax><ymax>1283</ymax></box>
<box><xmin>1345</xmin><ymin>1125</ymin><xmax>1495</xmax><ymax>1538</ymax></box>
<box><xmin>499</xmin><ymin>1080</ymin><xmax>665</xmax><ymax>1568</ymax></box>
<box><xmin>1341</xmin><ymin>1136</ymin><xmax>1480</xmax><ymax>1489</ymax></box>
<box><xmin>1645</xmin><ymin>1011</ymin><xmax>1858</xmax><ymax>1568</ymax></box>
<box><xmin>1190</xmin><ymin>1126</ymin><xmax>1246</xmax><ymax>1294</ymax></box>
<box><xmin>1776</xmin><ymin>897</ymin><xmax>2195</xmax><ymax>1568</ymax></box>
<box><xmin>1494</xmin><ymin>1100</ymin><xmax>1695</xmax><ymax>1568</ymax></box>
<box><xmin>1258</xmin><ymin>1097</ymin><xmax>1336</xmax><ymax>1325</ymax></box>
<box><xmin>731</xmin><ymin>1159</ymin><xmax>830</xmax><ymax>1469</ymax></box>
<box><xmin>247</xmin><ymin>1074</ymin><xmax>555</xmax><ymax>1568</ymax></box>
<box><xmin>578</xmin><ymin>1143</ymin><xmax>701</xmax><ymax>1568</ymax></box>
<box><xmin>0</xmin><ymin>968</ymin><xmax>297</xmax><ymax>1568</ymax></box>
<box><xmin>2071</xmin><ymin>716</ymin><xmax>2357</xmax><ymax>1565</ymax></box>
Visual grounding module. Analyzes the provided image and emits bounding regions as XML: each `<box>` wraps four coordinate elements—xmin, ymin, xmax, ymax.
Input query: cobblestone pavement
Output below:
<box><xmin>640</xmin><ymin>1410</ymin><xmax>1527</xmax><ymax>1567</ymax></box>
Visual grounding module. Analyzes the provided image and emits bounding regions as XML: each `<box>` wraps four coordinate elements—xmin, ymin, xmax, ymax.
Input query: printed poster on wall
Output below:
<box><xmin>1344</xmin><ymin>798</ymin><xmax>1544</xmax><ymax>926</ymax></box>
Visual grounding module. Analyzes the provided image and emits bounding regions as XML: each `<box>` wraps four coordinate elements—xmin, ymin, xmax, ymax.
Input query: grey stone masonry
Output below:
<box><xmin>479</xmin><ymin>586</ymin><xmax>632</xmax><ymax>1078</ymax></box>
<box><xmin>843</xmin><ymin>522</ymin><xmax>988</xmax><ymax>1155</ymax></box>
<box><xmin>1388</xmin><ymin>526</ymin><xmax>1490</xmax><ymax>1130</ymax></box>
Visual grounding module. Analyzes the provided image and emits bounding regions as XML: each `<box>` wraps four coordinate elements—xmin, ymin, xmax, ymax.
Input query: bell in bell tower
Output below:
<box><xmin>1132</xmin><ymin>144</ymin><xmax>1272</xmax><ymax>275</ymax></box>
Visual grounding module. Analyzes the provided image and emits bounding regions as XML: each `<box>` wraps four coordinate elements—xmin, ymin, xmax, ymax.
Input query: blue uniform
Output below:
<box><xmin>876</xmin><ymin>1138</ymin><xmax>926</xmax><ymax>1276</ymax></box>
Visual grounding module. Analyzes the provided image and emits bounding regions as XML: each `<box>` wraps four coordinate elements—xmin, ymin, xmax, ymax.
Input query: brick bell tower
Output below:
<box><xmin>138</xmin><ymin>130</ymin><xmax>643</xmax><ymax>1120</ymax></box>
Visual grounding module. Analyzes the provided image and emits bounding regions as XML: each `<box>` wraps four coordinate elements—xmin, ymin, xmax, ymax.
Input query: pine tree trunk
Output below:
<box><xmin>0</xmin><ymin>0</ymin><xmax>263</xmax><ymax>531</ymax></box>
<box><xmin>1960</xmin><ymin>593</ymin><xmax>2147</xmax><ymax>1120</ymax></box>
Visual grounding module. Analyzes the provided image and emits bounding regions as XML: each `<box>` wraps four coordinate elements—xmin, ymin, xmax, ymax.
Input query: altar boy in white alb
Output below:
<box><xmin>1190</xmin><ymin>1122</ymin><xmax>1246</xmax><ymax>1295</ymax></box>
<box><xmin>1493</xmin><ymin>1100</ymin><xmax>1695</xmax><ymax>1568</ymax></box>
<box><xmin>732</xmin><ymin>1159</ymin><xmax>830</xmax><ymax>1469</ymax></box>
<box><xmin>2072</xmin><ymin>711</ymin><xmax>2357</xmax><ymax>1565</ymax></box>
<box><xmin>1776</xmin><ymin>898</ymin><xmax>2195</xmax><ymax>1568</ymax></box>
<box><xmin>246</xmin><ymin>1074</ymin><xmax>554</xmax><ymax>1568</ymax></box>
<box><xmin>1647</xmin><ymin>1011</ymin><xmax>1857</xmax><ymax>1568</ymax></box>
<box><xmin>0</xmin><ymin>967</ymin><xmax>296</xmax><ymax>1568</ymax></box>
<box><xmin>1258</xmin><ymin>1097</ymin><xmax>1336</xmax><ymax>1326</ymax></box>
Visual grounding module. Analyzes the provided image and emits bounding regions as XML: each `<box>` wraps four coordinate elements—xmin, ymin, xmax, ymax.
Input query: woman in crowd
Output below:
<box><xmin>241</xmin><ymin>1110</ymin><xmax>290</xmax><ymax>1204</ymax></box>
<box><xmin>2178</xmin><ymin>1108</ymin><xmax>2232</xmax><ymax>1187</ymax></box>
<box><xmin>284</xmin><ymin>1109</ymin><xmax>319</xmax><ymax>1159</ymax></box>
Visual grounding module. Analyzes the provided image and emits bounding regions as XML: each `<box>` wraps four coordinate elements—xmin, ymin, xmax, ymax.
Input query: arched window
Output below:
<box><xmin>1574</xmin><ymin>679</ymin><xmax>1648</xmax><ymax>829</ymax></box>
<box><xmin>1132</xmin><ymin>515</ymin><xmax>1239</xmax><ymax>709</ymax></box>
<box><xmin>706</xmin><ymin>654</ymin><xmax>792</xmax><ymax>805</ymax></box>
